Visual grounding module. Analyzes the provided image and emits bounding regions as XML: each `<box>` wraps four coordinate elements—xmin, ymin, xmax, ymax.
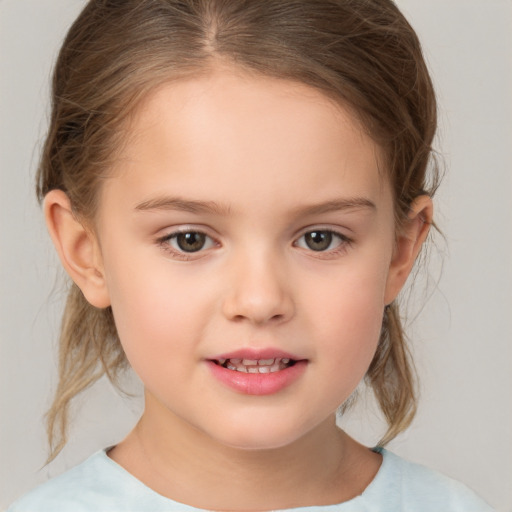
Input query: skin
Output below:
<box><xmin>45</xmin><ymin>67</ymin><xmax>432</xmax><ymax>510</ymax></box>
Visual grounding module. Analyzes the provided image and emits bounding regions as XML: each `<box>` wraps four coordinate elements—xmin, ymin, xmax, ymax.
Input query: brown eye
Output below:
<box><xmin>296</xmin><ymin>230</ymin><xmax>347</xmax><ymax>252</ymax></box>
<box><xmin>304</xmin><ymin>231</ymin><xmax>333</xmax><ymax>251</ymax></box>
<box><xmin>175</xmin><ymin>232</ymin><xmax>206</xmax><ymax>252</ymax></box>
<box><xmin>159</xmin><ymin>229</ymin><xmax>216</xmax><ymax>259</ymax></box>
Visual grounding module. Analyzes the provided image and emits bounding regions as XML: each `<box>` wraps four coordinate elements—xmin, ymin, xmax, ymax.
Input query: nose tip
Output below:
<box><xmin>228</xmin><ymin>302</ymin><xmax>289</xmax><ymax>326</ymax></box>
<box><xmin>221</xmin><ymin>257</ymin><xmax>294</xmax><ymax>326</ymax></box>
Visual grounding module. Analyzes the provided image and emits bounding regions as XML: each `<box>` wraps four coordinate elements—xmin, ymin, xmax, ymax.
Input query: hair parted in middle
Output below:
<box><xmin>39</xmin><ymin>0</ymin><xmax>438</xmax><ymax>459</ymax></box>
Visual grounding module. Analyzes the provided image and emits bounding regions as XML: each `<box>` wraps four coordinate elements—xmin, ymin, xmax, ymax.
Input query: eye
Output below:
<box><xmin>162</xmin><ymin>230</ymin><xmax>216</xmax><ymax>253</ymax></box>
<box><xmin>295</xmin><ymin>229</ymin><xmax>348</xmax><ymax>252</ymax></box>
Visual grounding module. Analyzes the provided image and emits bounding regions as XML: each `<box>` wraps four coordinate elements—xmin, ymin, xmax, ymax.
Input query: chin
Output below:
<box><xmin>208</xmin><ymin>419</ymin><xmax>316</xmax><ymax>452</ymax></box>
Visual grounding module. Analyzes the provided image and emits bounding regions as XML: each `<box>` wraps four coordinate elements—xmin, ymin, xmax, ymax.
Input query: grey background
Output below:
<box><xmin>1</xmin><ymin>0</ymin><xmax>511</xmax><ymax>510</ymax></box>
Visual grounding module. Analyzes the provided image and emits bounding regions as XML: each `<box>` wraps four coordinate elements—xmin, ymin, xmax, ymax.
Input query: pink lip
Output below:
<box><xmin>212</xmin><ymin>348</ymin><xmax>301</xmax><ymax>361</ymax></box>
<box><xmin>206</xmin><ymin>348</ymin><xmax>307</xmax><ymax>396</ymax></box>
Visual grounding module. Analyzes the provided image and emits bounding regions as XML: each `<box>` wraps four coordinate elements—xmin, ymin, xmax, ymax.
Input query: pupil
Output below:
<box><xmin>177</xmin><ymin>232</ymin><xmax>205</xmax><ymax>252</ymax></box>
<box><xmin>306</xmin><ymin>231</ymin><xmax>332</xmax><ymax>251</ymax></box>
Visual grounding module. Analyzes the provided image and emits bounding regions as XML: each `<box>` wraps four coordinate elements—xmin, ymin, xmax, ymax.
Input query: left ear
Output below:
<box><xmin>384</xmin><ymin>195</ymin><xmax>433</xmax><ymax>305</ymax></box>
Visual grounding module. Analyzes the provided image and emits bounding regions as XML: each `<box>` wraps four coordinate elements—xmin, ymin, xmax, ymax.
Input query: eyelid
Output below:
<box><xmin>156</xmin><ymin>223</ymin><xmax>217</xmax><ymax>240</ymax></box>
<box><xmin>294</xmin><ymin>225</ymin><xmax>352</xmax><ymax>242</ymax></box>
<box><xmin>293</xmin><ymin>226</ymin><xmax>353</xmax><ymax>254</ymax></box>
<box><xmin>154</xmin><ymin>224</ymin><xmax>352</xmax><ymax>261</ymax></box>
<box><xmin>156</xmin><ymin>226</ymin><xmax>219</xmax><ymax>260</ymax></box>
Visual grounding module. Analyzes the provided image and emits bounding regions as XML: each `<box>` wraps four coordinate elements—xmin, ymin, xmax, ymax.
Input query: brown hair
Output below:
<box><xmin>39</xmin><ymin>0</ymin><xmax>438</xmax><ymax>459</ymax></box>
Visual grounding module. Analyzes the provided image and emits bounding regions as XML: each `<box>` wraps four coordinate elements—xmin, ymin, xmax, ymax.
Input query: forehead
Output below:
<box><xmin>104</xmin><ymin>69</ymin><xmax>390</xmax><ymax>215</ymax></box>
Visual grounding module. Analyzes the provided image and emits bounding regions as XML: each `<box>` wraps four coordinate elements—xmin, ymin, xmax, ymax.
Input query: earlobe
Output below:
<box><xmin>44</xmin><ymin>189</ymin><xmax>111</xmax><ymax>308</ymax></box>
<box><xmin>384</xmin><ymin>195</ymin><xmax>433</xmax><ymax>305</ymax></box>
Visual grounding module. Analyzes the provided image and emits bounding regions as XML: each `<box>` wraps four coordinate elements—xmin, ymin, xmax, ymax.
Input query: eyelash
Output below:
<box><xmin>294</xmin><ymin>229</ymin><xmax>352</xmax><ymax>257</ymax></box>
<box><xmin>157</xmin><ymin>228</ymin><xmax>352</xmax><ymax>260</ymax></box>
<box><xmin>157</xmin><ymin>229</ymin><xmax>217</xmax><ymax>261</ymax></box>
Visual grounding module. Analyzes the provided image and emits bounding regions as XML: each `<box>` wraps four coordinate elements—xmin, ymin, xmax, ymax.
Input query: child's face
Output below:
<box><xmin>91</xmin><ymin>70</ymin><xmax>411</xmax><ymax>450</ymax></box>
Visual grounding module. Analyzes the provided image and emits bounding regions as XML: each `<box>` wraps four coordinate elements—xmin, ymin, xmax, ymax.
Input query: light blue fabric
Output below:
<box><xmin>8</xmin><ymin>448</ymin><xmax>494</xmax><ymax>511</ymax></box>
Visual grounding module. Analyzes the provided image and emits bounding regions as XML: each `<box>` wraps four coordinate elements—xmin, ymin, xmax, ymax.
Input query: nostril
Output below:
<box><xmin>230</xmin><ymin>313</ymin><xmax>284</xmax><ymax>324</ymax></box>
<box><xmin>222</xmin><ymin>281</ymin><xmax>295</xmax><ymax>325</ymax></box>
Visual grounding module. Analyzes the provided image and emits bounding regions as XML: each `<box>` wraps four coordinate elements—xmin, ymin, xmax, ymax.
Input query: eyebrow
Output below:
<box><xmin>292</xmin><ymin>197</ymin><xmax>377</xmax><ymax>216</ymax></box>
<box><xmin>134</xmin><ymin>197</ymin><xmax>232</xmax><ymax>215</ymax></box>
<box><xmin>134</xmin><ymin>196</ymin><xmax>376</xmax><ymax>216</ymax></box>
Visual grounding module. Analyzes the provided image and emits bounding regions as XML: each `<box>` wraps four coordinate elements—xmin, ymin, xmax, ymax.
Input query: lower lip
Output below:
<box><xmin>206</xmin><ymin>360</ymin><xmax>307</xmax><ymax>395</ymax></box>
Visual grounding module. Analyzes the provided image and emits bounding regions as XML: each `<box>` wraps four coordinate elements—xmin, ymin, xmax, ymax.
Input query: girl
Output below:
<box><xmin>7</xmin><ymin>0</ymin><xmax>494</xmax><ymax>510</ymax></box>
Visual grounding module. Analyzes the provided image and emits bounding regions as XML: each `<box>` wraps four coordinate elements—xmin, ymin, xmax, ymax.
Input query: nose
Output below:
<box><xmin>221</xmin><ymin>250</ymin><xmax>295</xmax><ymax>325</ymax></box>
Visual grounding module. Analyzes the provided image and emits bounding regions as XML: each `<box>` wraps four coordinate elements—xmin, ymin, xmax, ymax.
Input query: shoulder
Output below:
<box><xmin>362</xmin><ymin>448</ymin><xmax>495</xmax><ymax>512</ymax></box>
<box><xmin>7</xmin><ymin>451</ymin><xmax>117</xmax><ymax>512</ymax></box>
<box><xmin>8</xmin><ymin>448</ymin><xmax>495</xmax><ymax>512</ymax></box>
<box><xmin>6</xmin><ymin>450</ymin><xmax>192</xmax><ymax>512</ymax></box>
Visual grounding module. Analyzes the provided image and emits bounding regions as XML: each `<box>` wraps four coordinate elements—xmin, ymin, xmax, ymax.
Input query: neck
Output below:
<box><xmin>109</xmin><ymin>394</ymin><xmax>380</xmax><ymax>510</ymax></box>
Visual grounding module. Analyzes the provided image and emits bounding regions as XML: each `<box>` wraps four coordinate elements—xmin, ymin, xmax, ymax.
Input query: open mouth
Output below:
<box><xmin>212</xmin><ymin>357</ymin><xmax>296</xmax><ymax>374</ymax></box>
<box><xmin>207</xmin><ymin>354</ymin><xmax>307</xmax><ymax>394</ymax></box>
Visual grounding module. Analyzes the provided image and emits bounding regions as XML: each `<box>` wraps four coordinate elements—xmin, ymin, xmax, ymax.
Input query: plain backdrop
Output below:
<box><xmin>1</xmin><ymin>0</ymin><xmax>511</xmax><ymax>510</ymax></box>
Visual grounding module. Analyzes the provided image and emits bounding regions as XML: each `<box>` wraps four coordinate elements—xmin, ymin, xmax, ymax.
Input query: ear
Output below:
<box><xmin>384</xmin><ymin>195</ymin><xmax>433</xmax><ymax>305</ymax></box>
<box><xmin>44</xmin><ymin>189</ymin><xmax>111</xmax><ymax>308</ymax></box>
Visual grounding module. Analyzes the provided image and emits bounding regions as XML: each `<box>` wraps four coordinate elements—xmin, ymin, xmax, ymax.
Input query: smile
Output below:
<box><xmin>215</xmin><ymin>358</ymin><xmax>294</xmax><ymax>373</ymax></box>
<box><xmin>207</xmin><ymin>351</ymin><xmax>307</xmax><ymax>395</ymax></box>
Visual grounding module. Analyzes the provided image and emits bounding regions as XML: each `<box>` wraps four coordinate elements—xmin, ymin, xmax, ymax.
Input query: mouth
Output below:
<box><xmin>212</xmin><ymin>357</ymin><xmax>296</xmax><ymax>374</ymax></box>
<box><xmin>207</xmin><ymin>351</ymin><xmax>307</xmax><ymax>395</ymax></box>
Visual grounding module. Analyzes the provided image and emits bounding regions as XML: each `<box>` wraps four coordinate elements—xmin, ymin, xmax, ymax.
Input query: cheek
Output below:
<box><xmin>306</xmin><ymin>259</ymin><xmax>389</xmax><ymax>380</ymax></box>
<box><xmin>322</xmin><ymin>291</ymin><xmax>383</xmax><ymax>359</ymax></box>
<box><xmin>103</xmin><ymin>254</ymin><xmax>211</xmax><ymax>375</ymax></box>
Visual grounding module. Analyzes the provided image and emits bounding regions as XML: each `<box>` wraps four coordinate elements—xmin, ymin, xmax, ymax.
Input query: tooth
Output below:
<box><xmin>258</xmin><ymin>366</ymin><xmax>271</xmax><ymax>373</ymax></box>
<box><xmin>258</xmin><ymin>359</ymin><xmax>274</xmax><ymax>365</ymax></box>
<box><xmin>227</xmin><ymin>363</ymin><xmax>237</xmax><ymax>371</ymax></box>
<box><xmin>242</xmin><ymin>359</ymin><xmax>258</xmax><ymax>365</ymax></box>
<box><xmin>217</xmin><ymin>358</ymin><xmax>226</xmax><ymax>365</ymax></box>
<box><xmin>230</xmin><ymin>358</ymin><xmax>242</xmax><ymax>364</ymax></box>
<box><xmin>270</xmin><ymin>364</ymin><xmax>280</xmax><ymax>373</ymax></box>
<box><xmin>247</xmin><ymin>367</ymin><xmax>259</xmax><ymax>373</ymax></box>
<box><xmin>282</xmin><ymin>358</ymin><xmax>290</xmax><ymax>364</ymax></box>
<box><xmin>237</xmin><ymin>366</ymin><xmax>248</xmax><ymax>373</ymax></box>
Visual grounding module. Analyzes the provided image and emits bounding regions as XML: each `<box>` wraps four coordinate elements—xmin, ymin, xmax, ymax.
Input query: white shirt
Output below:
<box><xmin>8</xmin><ymin>448</ymin><xmax>494</xmax><ymax>511</ymax></box>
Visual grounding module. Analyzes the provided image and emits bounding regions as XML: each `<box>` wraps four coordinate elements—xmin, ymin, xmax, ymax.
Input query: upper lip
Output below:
<box><xmin>209</xmin><ymin>348</ymin><xmax>303</xmax><ymax>362</ymax></box>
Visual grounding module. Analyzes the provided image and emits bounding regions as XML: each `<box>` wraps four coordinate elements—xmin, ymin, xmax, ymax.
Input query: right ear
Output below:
<box><xmin>44</xmin><ymin>189</ymin><xmax>111</xmax><ymax>308</ymax></box>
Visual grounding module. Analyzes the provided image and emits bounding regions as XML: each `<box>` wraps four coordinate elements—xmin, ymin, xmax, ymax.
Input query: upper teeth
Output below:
<box><xmin>220</xmin><ymin>357</ymin><xmax>292</xmax><ymax>373</ymax></box>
